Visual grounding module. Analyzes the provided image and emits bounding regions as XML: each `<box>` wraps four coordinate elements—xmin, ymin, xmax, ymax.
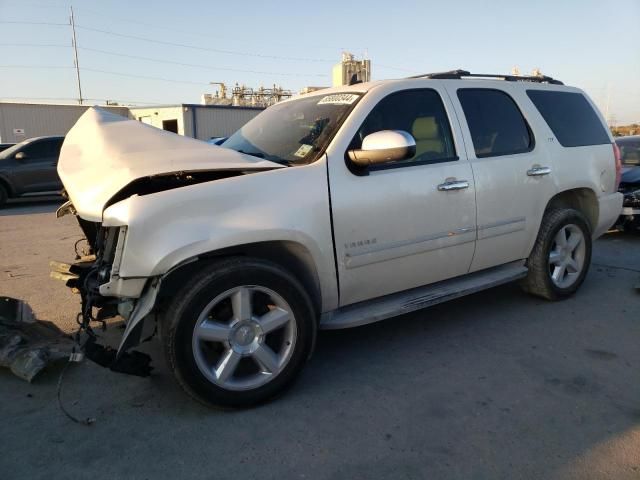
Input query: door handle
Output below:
<box><xmin>527</xmin><ymin>166</ymin><xmax>551</xmax><ymax>176</ymax></box>
<box><xmin>437</xmin><ymin>179</ymin><xmax>469</xmax><ymax>191</ymax></box>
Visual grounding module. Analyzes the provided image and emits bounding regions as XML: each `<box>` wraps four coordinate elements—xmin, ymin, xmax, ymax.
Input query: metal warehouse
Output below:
<box><xmin>0</xmin><ymin>102</ymin><xmax>264</xmax><ymax>144</ymax></box>
<box><xmin>0</xmin><ymin>102</ymin><xmax>130</xmax><ymax>144</ymax></box>
<box><xmin>129</xmin><ymin>104</ymin><xmax>264</xmax><ymax>141</ymax></box>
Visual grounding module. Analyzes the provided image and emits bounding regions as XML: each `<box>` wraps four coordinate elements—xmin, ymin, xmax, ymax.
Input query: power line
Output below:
<box><xmin>375</xmin><ymin>64</ymin><xmax>420</xmax><ymax>74</ymax></box>
<box><xmin>0</xmin><ymin>20</ymin><xmax>68</xmax><ymax>26</ymax></box>
<box><xmin>81</xmin><ymin>67</ymin><xmax>211</xmax><ymax>86</ymax></box>
<box><xmin>0</xmin><ymin>43</ymin><xmax>70</xmax><ymax>48</ymax></box>
<box><xmin>0</xmin><ymin>96</ymin><xmax>168</xmax><ymax>106</ymax></box>
<box><xmin>75</xmin><ymin>25</ymin><xmax>335</xmax><ymax>63</ymax></box>
<box><xmin>73</xmin><ymin>6</ymin><xmax>364</xmax><ymax>53</ymax></box>
<box><xmin>78</xmin><ymin>46</ymin><xmax>327</xmax><ymax>78</ymax></box>
<box><xmin>0</xmin><ymin>65</ymin><xmax>73</xmax><ymax>69</ymax></box>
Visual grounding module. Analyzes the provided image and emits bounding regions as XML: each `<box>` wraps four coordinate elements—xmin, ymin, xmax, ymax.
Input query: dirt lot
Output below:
<box><xmin>1</xmin><ymin>197</ymin><xmax>639</xmax><ymax>480</ymax></box>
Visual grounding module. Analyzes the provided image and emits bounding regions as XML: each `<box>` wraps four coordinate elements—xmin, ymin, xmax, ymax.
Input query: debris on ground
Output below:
<box><xmin>0</xmin><ymin>297</ymin><xmax>74</xmax><ymax>381</ymax></box>
<box><xmin>84</xmin><ymin>336</ymin><xmax>153</xmax><ymax>377</ymax></box>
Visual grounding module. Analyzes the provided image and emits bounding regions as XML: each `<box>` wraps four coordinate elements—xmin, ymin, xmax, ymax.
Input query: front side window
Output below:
<box><xmin>223</xmin><ymin>92</ymin><xmax>362</xmax><ymax>166</ymax></box>
<box><xmin>20</xmin><ymin>139</ymin><xmax>55</xmax><ymax>161</ymax></box>
<box><xmin>351</xmin><ymin>89</ymin><xmax>456</xmax><ymax>165</ymax></box>
<box><xmin>526</xmin><ymin>90</ymin><xmax>610</xmax><ymax>148</ymax></box>
<box><xmin>457</xmin><ymin>89</ymin><xmax>533</xmax><ymax>158</ymax></box>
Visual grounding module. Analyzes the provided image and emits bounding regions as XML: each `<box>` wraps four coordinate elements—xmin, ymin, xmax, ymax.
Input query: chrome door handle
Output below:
<box><xmin>437</xmin><ymin>180</ymin><xmax>469</xmax><ymax>191</ymax></box>
<box><xmin>527</xmin><ymin>166</ymin><xmax>551</xmax><ymax>176</ymax></box>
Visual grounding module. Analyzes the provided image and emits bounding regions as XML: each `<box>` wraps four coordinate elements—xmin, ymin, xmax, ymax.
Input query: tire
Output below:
<box><xmin>0</xmin><ymin>183</ymin><xmax>7</xmax><ymax>207</ymax></box>
<box><xmin>521</xmin><ymin>208</ymin><xmax>592</xmax><ymax>301</ymax></box>
<box><xmin>162</xmin><ymin>257</ymin><xmax>317</xmax><ymax>409</ymax></box>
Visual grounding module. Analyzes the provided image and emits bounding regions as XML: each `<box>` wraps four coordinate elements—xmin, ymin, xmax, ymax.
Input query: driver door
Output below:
<box><xmin>328</xmin><ymin>87</ymin><xmax>477</xmax><ymax>306</ymax></box>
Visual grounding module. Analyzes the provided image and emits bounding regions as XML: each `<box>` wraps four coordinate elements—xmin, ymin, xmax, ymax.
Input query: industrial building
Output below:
<box><xmin>129</xmin><ymin>104</ymin><xmax>263</xmax><ymax>141</ymax></box>
<box><xmin>0</xmin><ymin>102</ymin><xmax>263</xmax><ymax>144</ymax></box>
<box><xmin>0</xmin><ymin>102</ymin><xmax>129</xmax><ymax>144</ymax></box>
<box><xmin>0</xmin><ymin>53</ymin><xmax>370</xmax><ymax>144</ymax></box>
<box><xmin>202</xmin><ymin>83</ymin><xmax>292</xmax><ymax>108</ymax></box>
<box><xmin>298</xmin><ymin>52</ymin><xmax>372</xmax><ymax>95</ymax></box>
<box><xmin>332</xmin><ymin>52</ymin><xmax>371</xmax><ymax>87</ymax></box>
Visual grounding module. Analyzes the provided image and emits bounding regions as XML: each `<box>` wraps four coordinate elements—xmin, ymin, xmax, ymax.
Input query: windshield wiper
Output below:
<box><xmin>236</xmin><ymin>149</ymin><xmax>265</xmax><ymax>159</ymax></box>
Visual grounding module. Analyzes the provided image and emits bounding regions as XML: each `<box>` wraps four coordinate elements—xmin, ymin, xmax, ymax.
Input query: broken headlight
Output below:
<box><xmin>98</xmin><ymin>226</ymin><xmax>128</xmax><ymax>282</ymax></box>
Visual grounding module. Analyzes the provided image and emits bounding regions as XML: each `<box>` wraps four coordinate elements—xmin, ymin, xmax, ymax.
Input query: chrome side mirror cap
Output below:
<box><xmin>348</xmin><ymin>130</ymin><xmax>416</xmax><ymax>167</ymax></box>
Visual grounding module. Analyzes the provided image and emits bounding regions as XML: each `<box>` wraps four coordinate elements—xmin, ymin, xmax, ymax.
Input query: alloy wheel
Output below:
<box><xmin>548</xmin><ymin>224</ymin><xmax>586</xmax><ymax>289</ymax></box>
<box><xmin>191</xmin><ymin>286</ymin><xmax>297</xmax><ymax>391</ymax></box>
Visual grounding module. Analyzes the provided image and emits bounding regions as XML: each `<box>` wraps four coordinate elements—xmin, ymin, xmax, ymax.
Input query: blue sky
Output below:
<box><xmin>0</xmin><ymin>0</ymin><xmax>638</xmax><ymax>123</ymax></box>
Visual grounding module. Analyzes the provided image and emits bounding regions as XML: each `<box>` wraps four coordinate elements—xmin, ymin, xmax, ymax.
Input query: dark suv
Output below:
<box><xmin>0</xmin><ymin>136</ymin><xmax>64</xmax><ymax>207</ymax></box>
<box><xmin>616</xmin><ymin>135</ymin><xmax>640</xmax><ymax>230</ymax></box>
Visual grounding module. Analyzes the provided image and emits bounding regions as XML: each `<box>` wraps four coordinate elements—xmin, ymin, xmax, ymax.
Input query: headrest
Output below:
<box><xmin>412</xmin><ymin>117</ymin><xmax>439</xmax><ymax>140</ymax></box>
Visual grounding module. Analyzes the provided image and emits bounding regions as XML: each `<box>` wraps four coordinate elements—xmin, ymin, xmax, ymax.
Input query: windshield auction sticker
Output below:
<box><xmin>317</xmin><ymin>94</ymin><xmax>359</xmax><ymax>105</ymax></box>
<box><xmin>294</xmin><ymin>144</ymin><xmax>314</xmax><ymax>158</ymax></box>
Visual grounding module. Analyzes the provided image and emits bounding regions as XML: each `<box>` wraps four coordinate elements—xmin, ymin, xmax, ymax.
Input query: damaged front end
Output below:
<box><xmin>51</xmin><ymin>215</ymin><xmax>156</xmax><ymax>375</ymax></box>
<box><xmin>51</xmin><ymin>107</ymin><xmax>283</xmax><ymax>374</ymax></box>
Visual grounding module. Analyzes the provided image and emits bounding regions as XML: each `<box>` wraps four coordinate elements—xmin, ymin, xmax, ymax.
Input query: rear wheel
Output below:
<box><xmin>162</xmin><ymin>257</ymin><xmax>316</xmax><ymax>408</ymax></box>
<box><xmin>0</xmin><ymin>184</ymin><xmax>7</xmax><ymax>207</ymax></box>
<box><xmin>521</xmin><ymin>208</ymin><xmax>592</xmax><ymax>300</ymax></box>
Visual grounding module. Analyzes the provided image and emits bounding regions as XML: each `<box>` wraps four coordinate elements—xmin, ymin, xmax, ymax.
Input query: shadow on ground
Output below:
<box><xmin>0</xmin><ymin>196</ymin><xmax>64</xmax><ymax>217</ymax></box>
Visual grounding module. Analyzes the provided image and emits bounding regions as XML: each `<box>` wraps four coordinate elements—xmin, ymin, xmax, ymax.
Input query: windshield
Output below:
<box><xmin>617</xmin><ymin>139</ymin><xmax>640</xmax><ymax>166</ymax></box>
<box><xmin>223</xmin><ymin>92</ymin><xmax>362</xmax><ymax>165</ymax></box>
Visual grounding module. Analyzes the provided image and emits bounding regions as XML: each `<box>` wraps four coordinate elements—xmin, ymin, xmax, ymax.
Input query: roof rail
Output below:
<box><xmin>408</xmin><ymin>69</ymin><xmax>564</xmax><ymax>85</ymax></box>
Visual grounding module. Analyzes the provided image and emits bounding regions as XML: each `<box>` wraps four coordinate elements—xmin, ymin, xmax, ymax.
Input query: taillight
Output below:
<box><xmin>613</xmin><ymin>142</ymin><xmax>622</xmax><ymax>189</ymax></box>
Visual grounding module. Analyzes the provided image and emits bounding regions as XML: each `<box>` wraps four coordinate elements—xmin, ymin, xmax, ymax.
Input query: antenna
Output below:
<box><xmin>70</xmin><ymin>6</ymin><xmax>83</xmax><ymax>105</ymax></box>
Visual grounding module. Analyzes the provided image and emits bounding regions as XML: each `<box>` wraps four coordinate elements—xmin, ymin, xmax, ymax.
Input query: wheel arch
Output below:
<box><xmin>0</xmin><ymin>175</ymin><xmax>15</xmax><ymax>198</ymax></box>
<box><xmin>544</xmin><ymin>187</ymin><xmax>599</xmax><ymax>232</ymax></box>
<box><xmin>157</xmin><ymin>240</ymin><xmax>323</xmax><ymax>316</ymax></box>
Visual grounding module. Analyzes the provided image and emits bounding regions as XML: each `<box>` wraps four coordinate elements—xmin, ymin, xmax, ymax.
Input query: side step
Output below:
<box><xmin>320</xmin><ymin>261</ymin><xmax>528</xmax><ymax>329</ymax></box>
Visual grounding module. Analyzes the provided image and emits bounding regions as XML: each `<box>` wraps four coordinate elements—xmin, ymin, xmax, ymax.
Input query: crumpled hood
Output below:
<box><xmin>59</xmin><ymin>107</ymin><xmax>282</xmax><ymax>221</ymax></box>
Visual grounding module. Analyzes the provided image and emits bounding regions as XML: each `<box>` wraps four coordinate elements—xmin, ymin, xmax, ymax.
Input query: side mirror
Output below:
<box><xmin>348</xmin><ymin>130</ymin><xmax>416</xmax><ymax>167</ymax></box>
<box><xmin>14</xmin><ymin>151</ymin><xmax>26</xmax><ymax>161</ymax></box>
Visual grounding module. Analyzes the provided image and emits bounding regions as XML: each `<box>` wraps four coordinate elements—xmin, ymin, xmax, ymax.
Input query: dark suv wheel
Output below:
<box><xmin>521</xmin><ymin>208</ymin><xmax>592</xmax><ymax>300</ymax></box>
<box><xmin>0</xmin><ymin>184</ymin><xmax>7</xmax><ymax>207</ymax></box>
<box><xmin>162</xmin><ymin>257</ymin><xmax>317</xmax><ymax>408</ymax></box>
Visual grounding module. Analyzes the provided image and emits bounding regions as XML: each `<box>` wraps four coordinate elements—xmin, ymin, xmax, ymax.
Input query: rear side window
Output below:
<box><xmin>526</xmin><ymin>90</ymin><xmax>610</xmax><ymax>147</ymax></box>
<box><xmin>457</xmin><ymin>89</ymin><xmax>533</xmax><ymax>158</ymax></box>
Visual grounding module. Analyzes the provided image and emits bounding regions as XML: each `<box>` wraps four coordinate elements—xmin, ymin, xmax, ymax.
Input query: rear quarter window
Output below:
<box><xmin>526</xmin><ymin>90</ymin><xmax>610</xmax><ymax>147</ymax></box>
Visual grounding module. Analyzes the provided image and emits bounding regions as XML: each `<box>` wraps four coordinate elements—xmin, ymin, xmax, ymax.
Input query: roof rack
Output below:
<box><xmin>408</xmin><ymin>69</ymin><xmax>564</xmax><ymax>85</ymax></box>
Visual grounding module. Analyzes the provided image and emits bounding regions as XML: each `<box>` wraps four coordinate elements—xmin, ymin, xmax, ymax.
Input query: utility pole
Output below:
<box><xmin>70</xmin><ymin>6</ymin><xmax>83</xmax><ymax>105</ymax></box>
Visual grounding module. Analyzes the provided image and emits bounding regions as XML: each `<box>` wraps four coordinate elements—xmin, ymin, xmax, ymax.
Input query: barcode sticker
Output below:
<box><xmin>317</xmin><ymin>94</ymin><xmax>359</xmax><ymax>105</ymax></box>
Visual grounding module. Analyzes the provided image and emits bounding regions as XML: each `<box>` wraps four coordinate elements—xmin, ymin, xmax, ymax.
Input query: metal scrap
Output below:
<box><xmin>0</xmin><ymin>297</ymin><xmax>74</xmax><ymax>382</ymax></box>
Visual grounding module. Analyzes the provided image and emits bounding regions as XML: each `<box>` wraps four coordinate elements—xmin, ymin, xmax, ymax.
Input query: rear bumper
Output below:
<box><xmin>594</xmin><ymin>192</ymin><xmax>623</xmax><ymax>238</ymax></box>
<box><xmin>621</xmin><ymin>206</ymin><xmax>640</xmax><ymax>216</ymax></box>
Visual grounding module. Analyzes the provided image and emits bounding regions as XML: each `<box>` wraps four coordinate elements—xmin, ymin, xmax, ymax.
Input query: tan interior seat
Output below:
<box><xmin>412</xmin><ymin>117</ymin><xmax>444</xmax><ymax>158</ymax></box>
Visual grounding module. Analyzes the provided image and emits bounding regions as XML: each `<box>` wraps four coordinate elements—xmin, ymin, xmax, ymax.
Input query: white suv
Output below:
<box><xmin>55</xmin><ymin>70</ymin><xmax>623</xmax><ymax>407</ymax></box>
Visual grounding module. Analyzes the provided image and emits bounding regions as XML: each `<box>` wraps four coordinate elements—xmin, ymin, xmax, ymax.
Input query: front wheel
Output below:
<box><xmin>162</xmin><ymin>257</ymin><xmax>317</xmax><ymax>408</ymax></box>
<box><xmin>521</xmin><ymin>208</ymin><xmax>592</xmax><ymax>300</ymax></box>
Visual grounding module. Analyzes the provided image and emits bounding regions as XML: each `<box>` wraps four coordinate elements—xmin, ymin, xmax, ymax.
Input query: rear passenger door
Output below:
<box><xmin>445</xmin><ymin>85</ymin><xmax>556</xmax><ymax>271</ymax></box>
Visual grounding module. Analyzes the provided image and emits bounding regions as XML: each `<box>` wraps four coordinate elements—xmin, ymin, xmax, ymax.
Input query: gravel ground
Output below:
<box><xmin>0</xmin><ymin>197</ymin><xmax>639</xmax><ymax>480</ymax></box>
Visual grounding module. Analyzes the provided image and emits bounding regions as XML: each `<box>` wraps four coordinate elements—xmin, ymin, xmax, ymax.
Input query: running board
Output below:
<box><xmin>320</xmin><ymin>261</ymin><xmax>528</xmax><ymax>329</ymax></box>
